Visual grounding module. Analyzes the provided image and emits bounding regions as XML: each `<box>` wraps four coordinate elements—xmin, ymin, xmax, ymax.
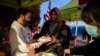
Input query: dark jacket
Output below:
<box><xmin>36</xmin><ymin>20</ymin><xmax>74</xmax><ymax>56</ymax></box>
<box><xmin>40</xmin><ymin>20</ymin><xmax>74</xmax><ymax>48</ymax></box>
<box><xmin>70</xmin><ymin>35</ymin><xmax>100</xmax><ymax>56</ymax></box>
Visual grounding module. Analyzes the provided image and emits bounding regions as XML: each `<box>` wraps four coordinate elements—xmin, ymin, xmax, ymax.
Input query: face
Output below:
<box><xmin>83</xmin><ymin>13</ymin><xmax>96</xmax><ymax>26</ymax></box>
<box><xmin>51</xmin><ymin>12</ymin><xmax>58</xmax><ymax>21</ymax></box>
<box><xmin>24</xmin><ymin>12</ymin><xmax>31</xmax><ymax>23</ymax></box>
<box><xmin>34</xmin><ymin>21</ymin><xmax>39</xmax><ymax>27</ymax></box>
<box><xmin>87</xmin><ymin>14</ymin><xmax>100</xmax><ymax>33</ymax></box>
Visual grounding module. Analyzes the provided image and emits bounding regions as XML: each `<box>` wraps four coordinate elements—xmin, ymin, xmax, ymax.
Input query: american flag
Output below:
<box><xmin>44</xmin><ymin>0</ymin><xmax>51</xmax><ymax>21</ymax></box>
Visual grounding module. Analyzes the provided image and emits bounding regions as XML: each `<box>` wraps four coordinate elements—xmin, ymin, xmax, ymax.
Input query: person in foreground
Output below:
<box><xmin>64</xmin><ymin>0</ymin><xmax>100</xmax><ymax>56</ymax></box>
<box><xmin>9</xmin><ymin>8</ymin><xmax>50</xmax><ymax>56</ymax></box>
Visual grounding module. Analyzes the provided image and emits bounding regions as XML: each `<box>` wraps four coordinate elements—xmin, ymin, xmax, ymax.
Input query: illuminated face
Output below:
<box><xmin>86</xmin><ymin>14</ymin><xmax>100</xmax><ymax>33</ymax></box>
<box><xmin>90</xmin><ymin>16</ymin><xmax>100</xmax><ymax>32</ymax></box>
<box><xmin>24</xmin><ymin>12</ymin><xmax>31</xmax><ymax>22</ymax></box>
<box><xmin>83</xmin><ymin>13</ymin><xmax>96</xmax><ymax>26</ymax></box>
<box><xmin>51</xmin><ymin>12</ymin><xmax>58</xmax><ymax>21</ymax></box>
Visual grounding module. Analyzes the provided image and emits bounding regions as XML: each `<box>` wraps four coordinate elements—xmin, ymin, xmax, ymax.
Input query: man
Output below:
<box><xmin>9</xmin><ymin>8</ymin><xmax>50</xmax><ymax>56</ymax></box>
<box><xmin>64</xmin><ymin>0</ymin><xmax>100</xmax><ymax>56</ymax></box>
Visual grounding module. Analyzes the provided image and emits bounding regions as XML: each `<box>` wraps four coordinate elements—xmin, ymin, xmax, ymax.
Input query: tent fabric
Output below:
<box><xmin>61</xmin><ymin>8</ymin><xmax>79</xmax><ymax>21</ymax></box>
<box><xmin>61</xmin><ymin>0</ymin><xmax>78</xmax><ymax>10</ymax></box>
<box><xmin>61</xmin><ymin>0</ymin><xmax>88</xmax><ymax>10</ymax></box>
<box><xmin>60</xmin><ymin>0</ymin><xmax>88</xmax><ymax>21</ymax></box>
<box><xmin>66</xmin><ymin>21</ymin><xmax>86</xmax><ymax>35</ymax></box>
<box><xmin>0</xmin><ymin>0</ymin><xmax>47</xmax><ymax>8</ymax></box>
<box><xmin>60</xmin><ymin>0</ymin><xmax>79</xmax><ymax>21</ymax></box>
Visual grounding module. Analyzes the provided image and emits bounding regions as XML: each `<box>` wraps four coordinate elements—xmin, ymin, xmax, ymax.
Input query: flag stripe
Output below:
<box><xmin>44</xmin><ymin>0</ymin><xmax>51</xmax><ymax>21</ymax></box>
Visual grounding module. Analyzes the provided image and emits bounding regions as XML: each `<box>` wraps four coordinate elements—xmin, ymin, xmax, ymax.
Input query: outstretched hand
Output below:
<box><xmin>38</xmin><ymin>36</ymin><xmax>51</xmax><ymax>43</ymax></box>
<box><xmin>47</xmin><ymin>36</ymin><xmax>57</xmax><ymax>46</ymax></box>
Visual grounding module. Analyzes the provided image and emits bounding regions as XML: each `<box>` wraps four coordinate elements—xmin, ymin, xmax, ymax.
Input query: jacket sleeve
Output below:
<box><xmin>40</xmin><ymin>21</ymin><xmax>50</xmax><ymax>36</ymax></box>
<box><xmin>70</xmin><ymin>40</ymin><xmax>99</xmax><ymax>55</ymax></box>
<box><xmin>58</xmin><ymin>25</ymin><xmax>74</xmax><ymax>44</ymax></box>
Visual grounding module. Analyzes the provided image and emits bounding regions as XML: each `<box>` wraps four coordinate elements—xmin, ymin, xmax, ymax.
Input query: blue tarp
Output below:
<box><xmin>71</xmin><ymin>26</ymin><xmax>85</xmax><ymax>35</ymax></box>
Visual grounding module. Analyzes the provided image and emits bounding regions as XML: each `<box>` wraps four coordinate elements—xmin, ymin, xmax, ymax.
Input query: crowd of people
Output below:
<box><xmin>8</xmin><ymin>6</ymin><xmax>75</xmax><ymax>56</ymax></box>
<box><xmin>0</xmin><ymin>0</ymin><xmax>100</xmax><ymax>56</ymax></box>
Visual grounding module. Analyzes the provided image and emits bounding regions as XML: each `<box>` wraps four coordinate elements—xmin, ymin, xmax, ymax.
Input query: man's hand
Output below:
<box><xmin>26</xmin><ymin>44</ymin><xmax>36</xmax><ymax>56</ymax></box>
<box><xmin>28</xmin><ymin>36</ymin><xmax>51</xmax><ymax>49</ymax></box>
<box><xmin>28</xmin><ymin>46</ymin><xmax>36</xmax><ymax>56</ymax></box>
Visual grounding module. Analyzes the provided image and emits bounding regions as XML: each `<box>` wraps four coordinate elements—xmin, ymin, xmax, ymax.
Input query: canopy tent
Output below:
<box><xmin>60</xmin><ymin>0</ymin><xmax>88</xmax><ymax>21</ymax></box>
<box><xmin>61</xmin><ymin>0</ymin><xmax>78</xmax><ymax>10</ymax></box>
<box><xmin>60</xmin><ymin>0</ymin><xmax>88</xmax><ymax>37</ymax></box>
<box><xmin>0</xmin><ymin>0</ymin><xmax>47</xmax><ymax>8</ymax></box>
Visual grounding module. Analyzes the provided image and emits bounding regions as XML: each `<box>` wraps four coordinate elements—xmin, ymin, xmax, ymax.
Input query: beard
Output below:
<box><xmin>23</xmin><ymin>19</ymin><xmax>30</xmax><ymax>27</ymax></box>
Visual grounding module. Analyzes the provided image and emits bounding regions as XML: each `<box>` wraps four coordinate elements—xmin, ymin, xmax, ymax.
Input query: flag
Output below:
<box><xmin>44</xmin><ymin>0</ymin><xmax>51</xmax><ymax>21</ymax></box>
<box><xmin>44</xmin><ymin>10</ymin><xmax>50</xmax><ymax>21</ymax></box>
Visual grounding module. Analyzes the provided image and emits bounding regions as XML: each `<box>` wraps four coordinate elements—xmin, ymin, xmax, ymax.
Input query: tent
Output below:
<box><xmin>60</xmin><ymin>0</ymin><xmax>88</xmax><ymax>36</ymax></box>
<box><xmin>60</xmin><ymin>0</ymin><xmax>88</xmax><ymax>21</ymax></box>
<box><xmin>0</xmin><ymin>0</ymin><xmax>47</xmax><ymax>8</ymax></box>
